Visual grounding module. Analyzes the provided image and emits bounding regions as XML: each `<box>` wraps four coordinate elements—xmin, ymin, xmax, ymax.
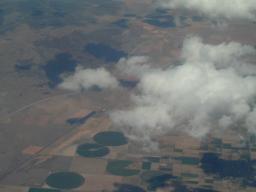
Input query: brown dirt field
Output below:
<box><xmin>40</xmin><ymin>115</ymin><xmax>111</xmax><ymax>156</ymax></box>
<box><xmin>22</xmin><ymin>145</ymin><xmax>43</xmax><ymax>155</ymax></box>
<box><xmin>0</xmin><ymin>185</ymin><xmax>27</xmax><ymax>192</ymax></box>
<box><xmin>71</xmin><ymin>157</ymin><xmax>108</xmax><ymax>175</ymax></box>
<box><xmin>79</xmin><ymin>174</ymin><xmax>123</xmax><ymax>192</ymax></box>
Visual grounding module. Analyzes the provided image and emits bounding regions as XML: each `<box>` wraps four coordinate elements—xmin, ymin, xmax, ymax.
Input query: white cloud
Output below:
<box><xmin>59</xmin><ymin>67</ymin><xmax>119</xmax><ymax>91</ymax></box>
<box><xmin>181</xmin><ymin>37</ymin><xmax>256</xmax><ymax>75</ymax></box>
<box><xmin>158</xmin><ymin>0</ymin><xmax>256</xmax><ymax>20</ymax></box>
<box><xmin>116</xmin><ymin>56</ymin><xmax>153</xmax><ymax>78</ymax></box>
<box><xmin>111</xmin><ymin>37</ymin><xmax>256</xmax><ymax>141</ymax></box>
<box><xmin>59</xmin><ymin>56</ymin><xmax>152</xmax><ymax>91</ymax></box>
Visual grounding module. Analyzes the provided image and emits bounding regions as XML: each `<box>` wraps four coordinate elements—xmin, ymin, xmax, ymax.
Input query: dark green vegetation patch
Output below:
<box><xmin>106</xmin><ymin>160</ymin><xmax>139</xmax><ymax>176</ymax></box>
<box><xmin>143</xmin><ymin>172</ymin><xmax>177</xmax><ymax>191</ymax></box>
<box><xmin>28</xmin><ymin>188</ymin><xmax>61</xmax><ymax>192</ymax></box>
<box><xmin>201</xmin><ymin>153</ymin><xmax>256</xmax><ymax>187</ymax></box>
<box><xmin>93</xmin><ymin>131</ymin><xmax>128</xmax><ymax>146</ymax></box>
<box><xmin>119</xmin><ymin>79</ymin><xmax>138</xmax><ymax>88</ymax></box>
<box><xmin>67</xmin><ymin>111</ymin><xmax>96</xmax><ymax>126</ymax></box>
<box><xmin>181</xmin><ymin>172</ymin><xmax>198</xmax><ymax>178</ymax></box>
<box><xmin>112</xmin><ymin>18</ymin><xmax>129</xmax><ymax>28</ymax></box>
<box><xmin>43</xmin><ymin>52</ymin><xmax>77</xmax><ymax>87</ymax></box>
<box><xmin>85</xmin><ymin>43</ymin><xmax>127</xmax><ymax>63</ymax></box>
<box><xmin>140</xmin><ymin>171</ymin><xmax>167</xmax><ymax>182</ymax></box>
<box><xmin>142</xmin><ymin>161</ymin><xmax>151</xmax><ymax>170</ymax></box>
<box><xmin>175</xmin><ymin>156</ymin><xmax>200</xmax><ymax>165</ymax></box>
<box><xmin>143</xmin><ymin>9</ymin><xmax>176</xmax><ymax>29</ymax></box>
<box><xmin>0</xmin><ymin>9</ymin><xmax>4</xmax><ymax>26</ymax></box>
<box><xmin>15</xmin><ymin>61</ymin><xmax>32</xmax><ymax>71</ymax></box>
<box><xmin>193</xmin><ymin>188</ymin><xmax>219</xmax><ymax>192</ymax></box>
<box><xmin>46</xmin><ymin>171</ymin><xmax>85</xmax><ymax>189</ymax></box>
<box><xmin>0</xmin><ymin>0</ymin><xmax>122</xmax><ymax>31</ymax></box>
<box><xmin>144</xmin><ymin>156</ymin><xmax>161</xmax><ymax>163</ymax></box>
<box><xmin>76</xmin><ymin>143</ymin><xmax>110</xmax><ymax>157</ymax></box>
<box><xmin>114</xmin><ymin>183</ymin><xmax>146</xmax><ymax>192</ymax></box>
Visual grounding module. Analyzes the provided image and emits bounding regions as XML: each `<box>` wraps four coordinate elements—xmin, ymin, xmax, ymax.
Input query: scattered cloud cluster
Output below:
<box><xmin>111</xmin><ymin>37</ymin><xmax>256</xmax><ymax>141</ymax></box>
<box><xmin>116</xmin><ymin>56</ymin><xmax>153</xmax><ymax>78</ymax></box>
<box><xmin>60</xmin><ymin>56</ymin><xmax>154</xmax><ymax>91</ymax></box>
<box><xmin>158</xmin><ymin>0</ymin><xmax>256</xmax><ymax>20</ymax></box>
<box><xmin>58</xmin><ymin>37</ymin><xmax>256</xmax><ymax>144</ymax></box>
<box><xmin>59</xmin><ymin>67</ymin><xmax>119</xmax><ymax>91</ymax></box>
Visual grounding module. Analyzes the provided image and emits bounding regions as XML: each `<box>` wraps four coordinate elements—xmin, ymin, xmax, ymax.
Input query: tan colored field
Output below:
<box><xmin>0</xmin><ymin>185</ymin><xmax>27</xmax><ymax>192</ymax></box>
<box><xmin>71</xmin><ymin>157</ymin><xmax>108</xmax><ymax>174</ymax></box>
<box><xmin>22</xmin><ymin>145</ymin><xmax>43</xmax><ymax>155</ymax></box>
<box><xmin>80</xmin><ymin>174</ymin><xmax>123</xmax><ymax>192</ymax></box>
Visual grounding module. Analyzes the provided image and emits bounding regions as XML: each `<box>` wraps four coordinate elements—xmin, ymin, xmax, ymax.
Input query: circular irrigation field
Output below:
<box><xmin>76</xmin><ymin>143</ymin><xmax>110</xmax><ymax>157</ymax></box>
<box><xmin>93</xmin><ymin>131</ymin><xmax>128</xmax><ymax>146</ymax></box>
<box><xmin>46</xmin><ymin>171</ymin><xmax>85</xmax><ymax>189</ymax></box>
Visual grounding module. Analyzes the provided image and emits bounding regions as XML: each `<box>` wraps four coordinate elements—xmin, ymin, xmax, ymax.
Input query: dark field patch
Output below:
<box><xmin>112</xmin><ymin>19</ymin><xmax>129</xmax><ymax>28</ymax></box>
<box><xmin>144</xmin><ymin>156</ymin><xmax>161</xmax><ymax>163</ymax></box>
<box><xmin>4</xmin><ymin>0</ymin><xmax>88</xmax><ymax>28</ymax></box>
<box><xmin>0</xmin><ymin>9</ymin><xmax>5</xmax><ymax>25</ymax></box>
<box><xmin>114</xmin><ymin>183</ymin><xmax>146</xmax><ymax>192</ymax></box>
<box><xmin>93</xmin><ymin>131</ymin><xmax>128</xmax><ymax>146</ymax></box>
<box><xmin>175</xmin><ymin>156</ymin><xmax>200</xmax><ymax>165</ymax></box>
<box><xmin>66</xmin><ymin>111</ymin><xmax>96</xmax><ymax>126</ymax></box>
<box><xmin>28</xmin><ymin>188</ymin><xmax>61</xmax><ymax>192</ymax></box>
<box><xmin>46</xmin><ymin>171</ymin><xmax>85</xmax><ymax>189</ymax></box>
<box><xmin>141</xmin><ymin>171</ymin><xmax>166</xmax><ymax>182</ymax></box>
<box><xmin>43</xmin><ymin>52</ymin><xmax>77</xmax><ymax>87</ymax></box>
<box><xmin>17</xmin><ymin>0</ymin><xmax>73</xmax><ymax>27</ymax></box>
<box><xmin>9</xmin><ymin>0</ymin><xmax>118</xmax><ymax>28</ymax></box>
<box><xmin>124</xmin><ymin>13</ymin><xmax>136</xmax><ymax>18</ymax></box>
<box><xmin>192</xmin><ymin>16</ymin><xmax>204</xmax><ymax>22</ymax></box>
<box><xmin>173</xmin><ymin>183</ymin><xmax>191</xmax><ymax>192</ymax></box>
<box><xmin>106</xmin><ymin>160</ymin><xmax>140</xmax><ymax>176</ymax></box>
<box><xmin>193</xmin><ymin>188</ymin><xmax>219</xmax><ymax>192</ymax></box>
<box><xmin>15</xmin><ymin>61</ymin><xmax>32</xmax><ymax>71</ymax></box>
<box><xmin>201</xmin><ymin>152</ymin><xmax>256</xmax><ymax>187</ymax></box>
<box><xmin>0</xmin><ymin>0</ymin><xmax>122</xmax><ymax>34</ymax></box>
<box><xmin>201</xmin><ymin>153</ymin><xmax>255</xmax><ymax>178</ymax></box>
<box><xmin>119</xmin><ymin>79</ymin><xmax>138</xmax><ymax>88</ymax></box>
<box><xmin>142</xmin><ymin>161</ymin><xmax>151</xmax><ymax>170</ymax></box>
<box><xmin>145</xmin><ymin>173</ymin><xmax>177</xmax><ymax>191</ymax></box>
<box><xmin>146</xmin><ymin>178</ymin><xmax>199</xmax><ymax>192</ymax></box>
<box><xmin>179</xmin><ymin>16</ymin><xmax>190</xmax><ymax>27</ymax></box>
<box><xmin>76</xmin><ymin>143</ymin><xmax>110</xmax><ymax>158</ymax></box>
<box><xmin>143</xmin><ymin>16</ymin><xmax>176</xmax><ymax>28</ymax></box>
<box><xmin>143</xmin><ymin>10</ymin><xmax>176</xmax><ymax>28</ymax></box>
<box><xmin>85</xmin><ymin>43</ymin><xmax>127</xmax><ymax>63</ymax></box>
<box><xmin>141</xmin><ymin>171</ymin><xmax>187</xmax><ymax>191</ymax></box>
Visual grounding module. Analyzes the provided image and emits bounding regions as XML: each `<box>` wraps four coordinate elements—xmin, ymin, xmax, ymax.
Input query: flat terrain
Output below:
<box><xmin>0</xmin><ymin>0</ymin><xmax>256</xmax><ymax>192</ymax></box>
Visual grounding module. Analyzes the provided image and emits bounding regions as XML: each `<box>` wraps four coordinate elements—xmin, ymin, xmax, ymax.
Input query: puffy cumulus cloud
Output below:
<box><xmin>181</xmin><ymin>37</ymin><xmax>256</xmax><ymax>75</ymax></box>
<box><xmin>59</xmin><ymin>56</ymin><xmax>153</xmax><ymax>91</ymax></box>
<box><xmin>116</xmin><ymin>56</ymin><xmax>153</xmax><ymax>78</ymax></box>
<box><xmin>111</xmin><ymin>37</ymin><xmax>256</xmax><ymax>141</ymax></box>
<box><xmin>59</xmin><ymin>67</ymin><xmax>119</xmax><ymax>91</ymax></box>
<box><xmin>158</xmin><ymin>0</ymin><xmax>256</xmax><ymax>20</ymax></box>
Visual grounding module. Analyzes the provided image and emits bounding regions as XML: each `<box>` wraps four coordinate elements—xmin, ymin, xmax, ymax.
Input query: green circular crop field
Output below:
<box><xmin>93</xmin><ymin>131</ymin><xmax>128</xmax><ymax>146</ymax></box>
<box><xmin>76</xmin><ymin>143</ymin><xmax>110</xmax><ymax>157</ymax></box>
<box><xmin>28</xmin><ymin>188</ymin><xmax>61</xmax><ymax>192</ymax></box>
<box><xmin>46</xmin><ymin>171</ymin><xmax>85</xmax><ymax>189</ymax></box>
